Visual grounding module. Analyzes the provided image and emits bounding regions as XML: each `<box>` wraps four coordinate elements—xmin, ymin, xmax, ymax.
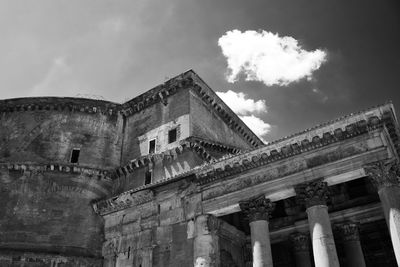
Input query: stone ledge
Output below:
<box><xmin>0</xmin><ymin>97</ymin><xmax>120</xmax><ymax>117</ymax></box>
<box><xmin>0</xmin><ymin>162</ymin><xmax>113</xmax><ymax>181</ymax></box>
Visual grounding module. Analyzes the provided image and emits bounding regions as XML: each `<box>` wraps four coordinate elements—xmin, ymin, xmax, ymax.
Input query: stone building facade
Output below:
<box><xmin>0</xmin><ymin>70</ymin><xmax>399</xmax><ymax>266</ymax></box>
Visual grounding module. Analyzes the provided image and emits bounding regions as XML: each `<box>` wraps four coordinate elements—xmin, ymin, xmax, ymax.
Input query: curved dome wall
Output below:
<box><xmin>0</xmin><ymin>97</ymin><xmax>123</xmax><ymax>169</ymax></box>
<box><xmin>0</xmin><ymin>97</ymin><xmax>123</xmax><ymax>264</ymax></box>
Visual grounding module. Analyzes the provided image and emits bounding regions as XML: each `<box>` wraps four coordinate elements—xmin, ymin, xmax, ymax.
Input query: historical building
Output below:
<box><xmin>0</xmin><ymin>70</ymin><xmax>399</xmax><ymax>266</ymax></box>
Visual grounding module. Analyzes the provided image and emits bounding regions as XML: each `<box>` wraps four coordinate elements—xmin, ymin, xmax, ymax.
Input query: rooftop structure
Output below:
<box><xmin>1</xmin><ymin>71</ymin><xmax>400</xmax><ymax>266</ymax></box>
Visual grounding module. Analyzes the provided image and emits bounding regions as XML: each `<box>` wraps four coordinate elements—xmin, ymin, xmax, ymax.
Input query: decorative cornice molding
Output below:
<box><xmin>290</xmin><ymin>233</ymin><xmax>310</xmax><ymax>252</ymax></box>
<box><xmin>295</xmin><ymin>180</ymin><xmax>329</xmax><ymax>208</ymax></box>
<box><xmin>93</xmin><ymin>189</ymin><xmax>154</xmax><ymax>215</ymax></box>
<box><xmin>112</xmin><ymin>139</ymin><xmax>214</xmax><ymax>180</ymax></box>
<box><xmin>0</xmin><ymin>162</ymin><xmax>113</xmax><ymax>181</ymax></box>
<box><xmin>186</xmin><ymin>136</ymin><xmax>242</xmax><ymax>155</ymax></box>
<box><xmin>239</xmin><ymin>195</ymin><xmax>275</xmax><ymax>222</ymax></box>
<box><xmin>120</xmin><ymin>70</ymin><xmax>195</xmax><ymax>116</ymax></box>
<box><xmin>364</xmin><ymin>160</ymin><xmax>400</xmax><ymax>189</ymax></box>
<box><xmin>0</xmin><ymin>97</ymin><xmax>119</xmax><ymax>117</ymax></box>
<box><xmin>334</xmin><ymin>222</ymin><xmax>360</xmax><ymax>242</ymax></box>
<box><xmin>195</xmin><ymin>116</ymin><xmax>383</xmax><ymax>185</ymax></box>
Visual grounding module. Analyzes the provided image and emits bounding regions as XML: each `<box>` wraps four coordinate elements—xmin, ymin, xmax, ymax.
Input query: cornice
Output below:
<box><xmin>195</xmin><ymin>108</ymin><xmax>395</xmax><ymax>185</ymax></box>
<box><xmin>0</xmin><ymin>162</ymin><xmax>114</xmax><ymax>181</ymax></box>
<box><xmin>112</xmin><ymin>139</ymin><xmax>213</xmax><ymax>180</ymax></box>
<box><xmin>0</xmin><ymin>97</ymin><xmax>120</xmax><ymax>117</ymax></box>
<box><xmin>185</xmin><ymin>136</ymin><xmax>242</xmax><ymax>155</ymax></box>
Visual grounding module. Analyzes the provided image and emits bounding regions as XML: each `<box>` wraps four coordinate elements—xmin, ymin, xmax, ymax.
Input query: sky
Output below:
<box><xmin>0</xmin><ymin>0</ymin><xmax>399</xmax><ymax>142</ymax></box>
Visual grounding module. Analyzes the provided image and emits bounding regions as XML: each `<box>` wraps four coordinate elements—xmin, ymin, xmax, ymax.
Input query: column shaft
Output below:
<box><xmin>378</xmin><ymin>186</ymin><xmax>400</xmax><ymax>264</ymax></box>
<box><xmin>250</xmin><ymin>220</ymin><xmax>273</xmax><ymax>267</ymax></box>
<box><xmin>307</xmin><ymin>205</ymin><xmax>339</xmax><ymax>267</ymax></box>
<box><xmin>343</xmin><ymin>240</ymin><xmax>365</xmax><ymax>267</ymax></box>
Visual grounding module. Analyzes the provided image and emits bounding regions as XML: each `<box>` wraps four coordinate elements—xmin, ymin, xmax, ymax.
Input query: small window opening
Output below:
<box><xmin>70</xmin><ymin>149</ymin><xmax>80</xmax><ymax>163</ymax></box>
<box><xmin>148</xmin><ymin>139</ymin><xmax>156</xmax><ymax>154</ymax></box>
<box><xmin>144</xmin><ymin>170</ymin><xmax>152</xmax><ymax>185</ymax></box>
<box><xmin>168</xmin><ymin>128</ymin><xmax>177</xmax><ymax>143</ymax></box>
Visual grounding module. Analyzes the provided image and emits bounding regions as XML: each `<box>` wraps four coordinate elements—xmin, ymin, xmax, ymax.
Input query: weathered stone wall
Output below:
<box><xmin>0</xmin><ymin>167</ymin><xmax>113</xmax><ymax>259</ymax></box>
<box><xmin>0</xmin><ymin>99</ymin><xmax>123</xmax><ymax>169</ymax></box>
<box><xmin>121</xmin><ymin>90</ymin><xmax>191</xmax><ymax>164</ymax></box>
<box><xmin>102</xmin><ymin>179</ymin><xmax>202</xmax><ymax>267</ymax></box>
<box><xmin>189</xmin><ymin>91</ymin><xmax>254</xmax><ymax>150</ymax></box>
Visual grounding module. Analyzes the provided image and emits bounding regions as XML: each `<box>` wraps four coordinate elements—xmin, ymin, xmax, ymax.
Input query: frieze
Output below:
<box><xmin>93</xmin><ymin>189</ymin><xmax>154</xmax><ymax>215</ymax></box>
<box><xmin>202</xmin><ymin>160</ymin><xmax>306</xmax><ymax>200</ymax></box>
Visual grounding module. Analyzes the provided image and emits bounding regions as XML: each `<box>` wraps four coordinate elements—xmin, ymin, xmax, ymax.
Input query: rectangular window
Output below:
<box><xmin>144</xmin><ymin>170</ymin><xmax>152</xmax><ymax>185</ymax></box>
<box><xmin>148</xmin><ymin>139</ymin><xmax>156</xmax><ymax>154</ymax></box>
<box><xmin>168</xmin><ymin>128</ymin><xmax>177</xmax><ymax>143</ymax></box>
<box><xmin>70</xmin><ymin>148</ymin><xmax>80</xmax><ymax>163</ymax></box>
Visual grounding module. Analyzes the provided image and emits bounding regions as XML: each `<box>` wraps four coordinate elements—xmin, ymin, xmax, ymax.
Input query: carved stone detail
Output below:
<box><xmin>93</xmin><ymin>189</ymin><xmax>154</xmax><ymax>215</ymax></box>
<box><xmin>239</xmin><ymin>195</ymin><xmax>275</xmax><ymax>222</ymax></box>
<box><xmin>335</xmin><ymin>222</ymin><xmax>360</xmax><ymax>242</ymax></box>
<box><xmin>364</xmin><ymin>160</ymin><xmax>400</xmax><ymax>190</ymax></box>
<box><xmin>290</xmin><ymin>233</ymin><xmax>310</xmax><ymax>252</ymax></box>
<box><xmin>295</xmin><ymin>179</ymin><xmax>329</xmax><ymax>208</ymax></box>
<box><xmin>207</xmin><ymin>215</ymin><xmax>221</xmax><ymax>232</ymax></box>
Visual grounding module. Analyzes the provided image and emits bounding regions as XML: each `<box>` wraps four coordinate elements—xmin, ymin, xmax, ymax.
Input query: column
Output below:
<box><xmin>365</xmin><ymin>160</ymin><xmax>400</xmax><ymax>265</ymax></box>
<box><xmin>194</xmin><ymin>214</ymin><xmax>221</xmax><ymax>267</ymax></box>
<box><xmin>239</xmin><ymin>195</ymin><xmax>275</xmax><ymax>267</ymax></box>
<box><xmin>296</xmin><ymin>180</ymin><xmax>340</xmax><ymax>267</ymax></box>
<box><xmin>290</xmin><ymin>233</ymin><xmax>312</xmax><ymax>267</ymax></box>
<box><xmin>335</xmin><ymin>222</ymin><xmax>366</xmax><ymax>267</ymax></box>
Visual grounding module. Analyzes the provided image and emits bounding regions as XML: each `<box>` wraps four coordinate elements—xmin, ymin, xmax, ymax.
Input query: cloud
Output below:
<box><xmin>218</xmin><ymin>30</ymin><xmax>327</xmax><ymax>86</ymax></box>
<box><xmin>217</xmin><ymin>90</ymin><xmax>271</xmax><ymax>142</ymax></box>
<box><xmin>239</xmin><ymin>115</ymin><xmax>271</xmax><ymax>143</ymax></box>
<box><xmin>216</xmin><ymin>90</ymin><xmax>266</xmax><ymax>115</ymax></box>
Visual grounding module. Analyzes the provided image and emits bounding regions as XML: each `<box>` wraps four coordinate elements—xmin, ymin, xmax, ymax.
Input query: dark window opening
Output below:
<box><xmin>70</xmin><ymin>149</ymin><xmax>80</xmax><ymax>163</ymax></box>
<box><xmin>168</xmin><ymin>128</ymin><xmax>177</xmax><ymax>143</ymax></box>
<box><xmin>144</xmin><ymin>170</ymin><xmax>152</xmax><ymax>185</ymax></box>
<box><xmin>149</xmin><ymin>139</ymin><xmax>156</xmax><ymax>154</ymax></box>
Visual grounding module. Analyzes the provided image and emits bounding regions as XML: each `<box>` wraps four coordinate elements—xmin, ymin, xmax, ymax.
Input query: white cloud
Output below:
<box><xmin>218</xmin><ymin>30</ymin><xmax>327</xmax><ymax>86</ymax></box>
<box><xmin>239</xmin><ymin>115</ymin><xmax>271</xmax><ymax>143</ymax></box>
<box><xmin>216</xmin><ymin>90</ymin><xmax>266</xmax><ymax>115</ymax></box>
<box><xmin>217</xmin><ymin>90</ymin><xmax>270</xmax><ymax>142</ymax></box>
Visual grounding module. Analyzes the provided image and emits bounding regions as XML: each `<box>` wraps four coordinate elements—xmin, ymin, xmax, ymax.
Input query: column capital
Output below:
<box><xmin>290</xmin><ymin>233</ymin><xmax>310</xmax><ymax>252</ymax></box>
<box><xmin>364</xmin><ymin>160</ymin><xmax>400</xmax><ymax>190</ymax></box>
<box><xmin>239</xmin><ymin>194</ymin><xmax>275</xmax><ymax>222</ymax></box>
<box><xmin>295</xmin><ymin>179</ymin><xmax>329</xmax><ymax>208</ymax></box>
<box><xmin>335</xmin><ymin>222</ymin><xmax>360</xmax><ymax>242</ymax></box>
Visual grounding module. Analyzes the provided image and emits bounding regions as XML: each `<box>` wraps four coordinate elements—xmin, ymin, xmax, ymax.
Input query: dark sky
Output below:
<box><xmin>0</xmin><ymin>0</ymin><xmax>399</xmax><ymax>142</ymax></box>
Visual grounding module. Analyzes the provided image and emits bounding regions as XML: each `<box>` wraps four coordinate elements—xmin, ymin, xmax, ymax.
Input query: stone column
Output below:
<box><xmin>365</xmin><ymin>160</ymin><xmax>400</xmax><ymax>265</ymax></box>
<box><xmin>296</xmin><ymin>180</ymin><xmax>340</xmax><ymax>267</ymax></box>
<box><xmin>290</xmin><ymin>233</ymin><xmax>312</xmax><ymax>267</ymax></box>
<box><xmin>194</xmin><ymin>214</ymin><xmax>221</xmax><ymax>267</ymax></box>
<box><xmin>239</xmin><ymin>195</ymin><xmax>275</xmax><ymax>267</ymax></box>
<box><xmin>335</xmin><ymin>222</ymin><xmax>366</xmax><ymax>267</ymax></box>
